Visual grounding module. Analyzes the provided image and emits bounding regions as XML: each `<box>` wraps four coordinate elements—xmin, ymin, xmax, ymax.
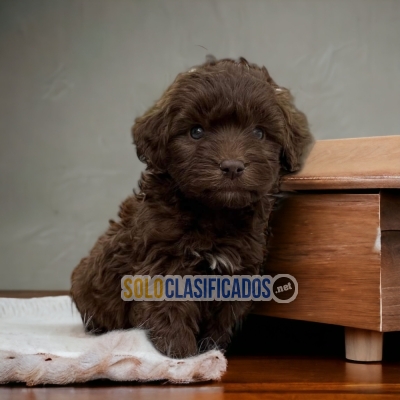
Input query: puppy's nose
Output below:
<box><xmin>220</xmin><ymin>160</ymin><xmax>245</xmax><ymax>179</ymax></box>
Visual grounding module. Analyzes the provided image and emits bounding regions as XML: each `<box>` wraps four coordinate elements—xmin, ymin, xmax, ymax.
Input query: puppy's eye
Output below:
<box><xmin>190</xmin><ymin>125</ymin><xmax>205</xmax><ymax>140</ymax></box>
<box><xmin>252</xmin><ymin>128</ymin><xmax>264</xmax><ymax>140</ymax></box>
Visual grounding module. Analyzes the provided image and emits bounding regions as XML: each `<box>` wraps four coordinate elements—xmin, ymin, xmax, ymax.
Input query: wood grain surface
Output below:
<box><xmin>2</xmin><ymin>357</ymin><xmax>400</xmax><ymax>399</ymax></box>
<box><xmin>376</xmin><ymin>190</ymin><xmax>399</xmax><ymax>331</ymax></box>
<box><xmin>381</xmin><ymin>231</ymin><xmax>400</xmax><ymax>331</ymax></box>
<box><xmin>380</xmin><ymin>190</ymin><xmax>400</xmax><ymax>231</ymax></box>
<box><xmin>255</xmin><ymin>192</ymin><xmax>382</xmax><ymax>331</ymax></box>
<box><xmin>281</xmin><ymin>136</ymin><xmax>400</xmax><ymax>191</ymax></box>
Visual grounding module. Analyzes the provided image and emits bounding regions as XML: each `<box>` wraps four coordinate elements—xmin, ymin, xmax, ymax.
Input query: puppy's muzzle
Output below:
<box><xmin>219</xmin><ymin>160</ymin><xmax>245</xmax><ymax>180</ymax></box>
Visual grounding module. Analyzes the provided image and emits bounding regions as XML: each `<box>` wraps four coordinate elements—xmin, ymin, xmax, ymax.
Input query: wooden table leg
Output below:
<box><xmin>345</xmin><ymin>327</ymin><xmax>383</xmax><ymax>362</ymax></box>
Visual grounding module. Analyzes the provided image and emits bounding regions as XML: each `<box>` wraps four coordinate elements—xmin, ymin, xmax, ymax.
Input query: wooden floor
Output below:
<box><xmin>3</xmin><ymin>356</ymin><xmax>400</xmax><ymax>400</ymax></box>
<box><xmin>2</xmin><ymin>291</ymin><xmax>400</xmax><ymax>399</ymax></box>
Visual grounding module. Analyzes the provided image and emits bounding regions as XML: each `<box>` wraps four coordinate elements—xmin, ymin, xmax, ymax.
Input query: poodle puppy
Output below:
<box><xmin>70</xmin><ymin>56</ymin><xmax>313</xmax><ymax>358</ymax></box>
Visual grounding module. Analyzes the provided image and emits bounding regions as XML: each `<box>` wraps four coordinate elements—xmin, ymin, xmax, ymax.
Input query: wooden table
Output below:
<box><xmin>255</xmin><ymin>135</ymin><xmax>400</xmax><ymax>362</ymax></box>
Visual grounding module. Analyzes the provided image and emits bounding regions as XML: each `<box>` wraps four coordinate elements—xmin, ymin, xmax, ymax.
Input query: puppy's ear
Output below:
<box><xmin>262</xmin><ymin>67</ymin><xmax>314</xmax><ymax>172</ymax></box>
<box><xmin>131</xmin><ymin>104</ymin><xmax>169</xmax><ymax>171</ymax></box>
<box><xmin>275</xmin><ymin>88</ymin><xmax>314</xmax><ymax>172</ymax></box>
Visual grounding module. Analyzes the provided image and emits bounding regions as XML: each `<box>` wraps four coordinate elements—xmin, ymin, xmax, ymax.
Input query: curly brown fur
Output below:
<box><xmin>70</xmin><ymin>56</ymin><xmax>313</xmax><ymax>358</ymax></box>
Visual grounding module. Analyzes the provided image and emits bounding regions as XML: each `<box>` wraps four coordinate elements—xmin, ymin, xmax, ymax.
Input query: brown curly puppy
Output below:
<box><xmin>71</xmin><ymin>56</ymin><xmax>313</xmax><ymax>358</ymax></box>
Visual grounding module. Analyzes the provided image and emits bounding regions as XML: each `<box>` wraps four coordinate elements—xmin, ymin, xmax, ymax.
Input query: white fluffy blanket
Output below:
<box><xmin>0</xmin><ymin>296</ymin><xmax>226</xmax><ymax>386</ymax></box>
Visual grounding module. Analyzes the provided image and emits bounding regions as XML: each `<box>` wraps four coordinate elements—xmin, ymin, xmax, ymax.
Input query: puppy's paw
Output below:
<box><xmin>152</xmin><ymin>329</ymin><xmax>198</xmax><ymax>359</ymax></box>
<box><xmin>198</xmin><ymin>333</ymin><xmax>230</xmax><ymax>354</ymax></box>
